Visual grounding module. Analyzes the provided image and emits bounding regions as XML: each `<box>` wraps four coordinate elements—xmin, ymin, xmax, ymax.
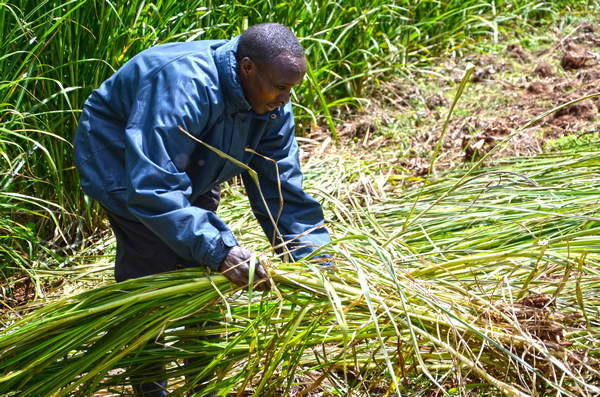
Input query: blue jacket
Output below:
<box><xmin>74</xmin><ymin>37</ymin><xmax>330</xmax><ymax>270</ymax></box>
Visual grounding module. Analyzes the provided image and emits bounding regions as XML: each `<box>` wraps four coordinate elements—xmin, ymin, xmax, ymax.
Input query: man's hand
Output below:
<box><xmin>218</xmin><ymin>246</ymin><xmax>270</xmax><ymax>291</ymax></box>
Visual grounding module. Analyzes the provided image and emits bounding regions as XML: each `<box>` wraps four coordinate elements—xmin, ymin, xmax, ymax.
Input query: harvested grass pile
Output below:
<box><xmin>1</xmin><ymin>147</ymin><xmax>599</xmax><ymax>396</ymax></box>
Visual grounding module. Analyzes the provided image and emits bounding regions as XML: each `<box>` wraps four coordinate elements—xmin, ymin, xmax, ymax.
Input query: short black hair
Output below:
<box><xmin>237</xmin><ymin>23</ymin><xmax>305</xmax><ymax>65</ymax></box>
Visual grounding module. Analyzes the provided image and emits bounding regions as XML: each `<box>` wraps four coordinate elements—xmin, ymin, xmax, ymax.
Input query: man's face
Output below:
<box><xmin>239</xmin><ymin>54</ymin><xmax>306</xmax><ymax>115</ymax></box>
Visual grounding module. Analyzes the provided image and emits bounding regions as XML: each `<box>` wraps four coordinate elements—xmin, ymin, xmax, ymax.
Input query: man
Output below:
<box><xmin>74</xmin><ymin>23</ymin><xmax>331</xmax><ymax>395</ymax></box>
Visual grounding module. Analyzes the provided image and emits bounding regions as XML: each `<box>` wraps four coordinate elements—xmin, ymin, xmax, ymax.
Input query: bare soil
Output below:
<box><xmin>304</xmin><ymin>21</ymin><xmax>600</xmax><ymax>175</ymax></box>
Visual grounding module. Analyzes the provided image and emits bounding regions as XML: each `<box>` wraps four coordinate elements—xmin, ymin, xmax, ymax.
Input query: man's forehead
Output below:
<box><xmin>268</xmin><ymin>69</ymin><xmax>305</xmax><ymax>87</ymax></box>
<box><xmin>269</xmin><ymin>53</ymin><xmax>306</xmax><ymax>74</ymax></box>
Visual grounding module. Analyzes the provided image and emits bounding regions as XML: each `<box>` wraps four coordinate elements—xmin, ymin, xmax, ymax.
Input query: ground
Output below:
<box><xmin>301</xmin><ymin>17</ymin><xmax>600</xmax><ymax>177</ymax></box>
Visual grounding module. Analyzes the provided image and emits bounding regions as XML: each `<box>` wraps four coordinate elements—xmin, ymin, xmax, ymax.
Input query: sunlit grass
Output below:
<box><xmin>1</xmin><ymin>145</ymin><xmax>598</xmax><ymax>395</ymax></box>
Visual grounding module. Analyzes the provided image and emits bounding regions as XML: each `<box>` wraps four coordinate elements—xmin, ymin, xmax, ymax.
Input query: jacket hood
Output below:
<box><xmin>214</xmin><ymin>36</ymin><xmax>252</xmax><ymax>112</ymax></box>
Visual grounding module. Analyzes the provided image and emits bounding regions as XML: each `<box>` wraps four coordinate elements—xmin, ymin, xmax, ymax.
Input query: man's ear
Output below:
<box><xmin>239</xmin><ymin>57</ymin><xmax>256</xmax><ymax>77</ymax></box>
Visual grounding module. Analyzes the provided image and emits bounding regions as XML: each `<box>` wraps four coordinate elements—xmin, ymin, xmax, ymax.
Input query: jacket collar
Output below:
<box><xmin>214</xmin><ymin>36</ymin><xmax>283</xmax><ymax>119</ymax></box>
<box><xmin>214</xmin><ymin>36</ymin><xmax>252</xmax><ymax>112</ymax></box>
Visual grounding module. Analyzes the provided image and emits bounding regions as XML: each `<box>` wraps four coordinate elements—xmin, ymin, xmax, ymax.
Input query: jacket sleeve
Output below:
<box><xmin>123</xmin><ymin>65</ymin><xmax>237</xmax><ymax>270</ymax></box>
<box><xmin>242</xmin><ymin>105</ymin><xmax>331</xmax><ymax>262</ymax></box>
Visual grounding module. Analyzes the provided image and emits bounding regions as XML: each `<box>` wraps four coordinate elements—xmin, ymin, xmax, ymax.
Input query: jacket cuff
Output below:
<box><xmin>204</xmin><ymin>231</ymin><xmax>238</xmax><ymax>270</ymax></box>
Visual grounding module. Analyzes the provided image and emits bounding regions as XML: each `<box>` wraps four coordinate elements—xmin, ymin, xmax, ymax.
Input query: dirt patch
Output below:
<box><xmin>577</xmin><ymin>68</ymin><xmax>600</xmax><ymax>82</ymax></box>
<box><xmin>0</xmin><ymin>274</ymin><xmax>66</xmax><ymax>313</ymax></box>
<box><xmin>550</xmin><ymin>101</ymin><xmax>598</xmax><ymax>132</ymax></box>
<box><xmin>554</xmin><ymin>101</ymin><xmax>596</xmax><ymax>120</ymax></box>
<box><xmin>458</xmin><ymin>29</ymin><xmax>600</xmax><ymax>155</ymax></box>
<box><xmin>566</xmin><ymin>29</ymin><xmax>600</xmax><ymax>46</ymax></box>
<box><xmin>444</xmin><ymin>57</ymin><xmax>599</xmax><ymax>164</ymax></box>
<box><xmin>0</xmin><ymin>276</ymin><xmax>36</xmax><ymax>311</ymax></box>
<box><xmin>334</xmin><ymin>113</ymin><xmax>394</xmax><ymax>152</ymax></box>
<box><xmin>425</xmin><ymin>93</ymin><xmax>448</xmax><ymax>109</ymax></box>
<box><xmin>339</xmin><ymin>119</ymin><xmax>377</xmax><ymax>141</ymax></box>
<box><xmin>472</xmin><ymin>65</ymin><xmax>498</xmax><ymax>82</ymax></box>
<box><xmin>560</xmin><ymin>43</ymin><xmax>592</xmax><ymax>70</ymax></box>
<box><xmin>399</xmin><ymin>157</ymin><xmax>430</xmax><ymax>176</ymax></box>
<box><xmin>364</xmin><ymin>26</ymin><xmax>598</xmax><ymax>171</ymax></box>
<box><xmin>526</xmin><ymin>81</ymin><xmax>550</xmax><ymax>95</ymax></box>
<box><xmin>533</xmin><ymin>63</ymin><xmax>554</xmax><ymax>78</ymax></box>
<box><xmin>507</xmin><ymin>43</ymin><xmax>530</xmax><ymax>62</ymax></box>
<box><xmin>459</xmin><ymin>118</ymin><xmax>511</xmax><ymax>161</ymax></box>
<box><xmin>302</xmin><ymin>19</ymin><xmax>600</xmax><ymax>176</ymax></box>
<box><xmin>483</xmin><ymin>291</ymin><xmax>600</xmax><ymax>388</ymax></box>
<box><xmin>492</xmin><ymin>292</ymin><xmax>582</xmax><ymax>347</ymax></box>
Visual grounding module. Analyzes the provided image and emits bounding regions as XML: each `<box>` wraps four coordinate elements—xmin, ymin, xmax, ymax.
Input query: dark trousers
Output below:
<box><xmin>106</xmin><ymin>186</ymin><xmax>221</xmax><ymax>396</ymax></box>
<box><xmin>107</xmin><ymin>186</ymin><xmax>221</xmax><ymax>282</ymax></box>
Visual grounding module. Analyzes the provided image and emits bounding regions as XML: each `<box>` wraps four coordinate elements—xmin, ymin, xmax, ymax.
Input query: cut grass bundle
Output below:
<box><xmin>1</xmin><ymin>148</ymin><xmax>598</xmax><ymax>396</ymax></box>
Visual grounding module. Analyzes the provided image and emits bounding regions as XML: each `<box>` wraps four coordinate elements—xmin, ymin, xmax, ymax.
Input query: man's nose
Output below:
<box><xmin>277</xmin><ymin>91</ymin><xmax>290</xmax><ymax>105</ymax></box>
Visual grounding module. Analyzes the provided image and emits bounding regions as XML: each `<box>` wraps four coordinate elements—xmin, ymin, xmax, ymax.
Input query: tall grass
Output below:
<box><xmin>1</xmin><ymin>0</ymin><xmax>596</xmax><ymax>269</ymax></box>
<box><xmin>1</xmin><ymin>146</ymin><xmax>598</xmax><ymax>395</ymax></box>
